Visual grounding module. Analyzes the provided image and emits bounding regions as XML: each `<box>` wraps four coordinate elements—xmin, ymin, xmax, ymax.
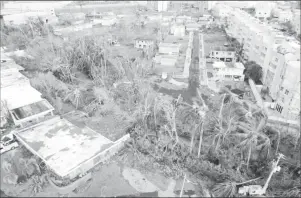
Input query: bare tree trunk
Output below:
<box><xmin>180</xmin><ymin>174</ymin><xmax>187</xmax><ymax>198</ymax></box>
<box><xmin>172</xmin><ymin>110</ymin><xmax>179</xmax><ymax>145</ymax></box>
<box><xmin>190</xmin><ymin>122</ymin><xmax>198</xmax><ymax>154</ymax></box>
<box><xmin>247</xmin><ymin>146</ymin><xmax>252</xmax><ymax>169</ymax></box>
<box><xmin>197</xmin><ymin>122</ymin><xmax>204</xmax><ymax>158</ymax></box>
<box><xmin>219</xmin><ymin>94</ymin><xmax>226</xmax><ymax>120</ymax></box>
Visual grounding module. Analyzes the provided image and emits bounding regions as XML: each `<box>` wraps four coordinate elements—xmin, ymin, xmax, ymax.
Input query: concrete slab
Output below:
<box><xmin>1</xmin><ymin>84</ymin><xmax>43</xmax><ymax>110</ymax></box>
<box><xmin>14</xmin><ymin>116</ymin><xmax>113</xmax><ymax>178</ymax></box>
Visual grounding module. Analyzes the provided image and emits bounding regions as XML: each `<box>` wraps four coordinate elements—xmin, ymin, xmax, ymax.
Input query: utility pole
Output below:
<box><xmin>179</xmin><ymin>174</ymin><xmax>187</xmax><ymax>198</ymax></box>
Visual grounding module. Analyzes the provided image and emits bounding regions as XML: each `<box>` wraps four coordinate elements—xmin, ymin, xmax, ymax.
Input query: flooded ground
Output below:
<box><xmin>1</xmin><ymin>149</ymin><xmax>197</xmax><ymax>197</ymax></box>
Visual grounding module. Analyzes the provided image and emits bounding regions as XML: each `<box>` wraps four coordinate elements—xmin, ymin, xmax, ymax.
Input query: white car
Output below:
<box><xmin>0</xmin><ymin>134</ymin><xmax>19</xmax><ymax>154</ymax></box>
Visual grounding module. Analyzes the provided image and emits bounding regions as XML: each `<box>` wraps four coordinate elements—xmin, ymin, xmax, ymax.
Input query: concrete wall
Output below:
<box><xmin>66</xmin><ymin>134</ymin><xmax>130</xmax><ymax>179</ymax></box>
<box><xmin>48</xmin><ymin>172</ymin><xmax>92</xmax><ymax>195</ymax></box>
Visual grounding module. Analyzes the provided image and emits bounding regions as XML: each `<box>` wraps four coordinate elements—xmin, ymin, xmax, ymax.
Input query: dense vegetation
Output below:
<box><xmin>1</xmin><ymin>17</ymin><xmax>300</xmax><ymax>197</ymax></box>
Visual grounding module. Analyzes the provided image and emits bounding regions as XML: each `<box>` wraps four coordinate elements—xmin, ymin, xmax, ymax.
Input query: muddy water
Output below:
<box><xmin>122</xmin><ymin>167</ymin><xmax>197</xmax><ymax>197</ymax></box>
<box><xmin>1</xmin><ymin>154</ymin><xmax>196</xmax><ymax>197</ymax></box>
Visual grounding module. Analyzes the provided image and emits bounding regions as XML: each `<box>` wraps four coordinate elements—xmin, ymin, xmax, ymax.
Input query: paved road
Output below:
<box><xmin>188</xmin><ymin>31</ymin><xmax>200</xmax><ymax>97</ymax></box>
<box><xmin>198</xmin><ymin>33</ymin><xmax>208</xmax><ymax>86</ymax></box>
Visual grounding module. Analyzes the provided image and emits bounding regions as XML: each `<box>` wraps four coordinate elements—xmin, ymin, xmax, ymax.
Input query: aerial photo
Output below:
<box><xmin>0</xmin><ymin>1</ymin><xmax>300</xmax><ymax>197</ymax></box>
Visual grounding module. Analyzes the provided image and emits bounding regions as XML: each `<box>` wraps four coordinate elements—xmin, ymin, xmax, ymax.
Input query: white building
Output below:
<box><xmin>212</xmin><ymin>3</ymin><xmax>233</xmax><ymax>19</ymax></box>
<box><xmin>265</xmin><ymin>40</ymin><xmax>300</xmax><ymax>101</ymax></box>
<box><xmin>275</xmin><ymin>61</ymin><xmax>300</xmax><ymax>119</ymax></box>
<box><xmin>92</xmin><ymin>16</ymin><xmax>117</xmax><ymax>26</ymax></box>
<box><xmin>209</xmin><ymin>46</ymin><xmax>236</xmax><ymax>62</ymax></box>
<box><xmin>170</xmin><ymin>25</ymin><xmax>185</xmax><ymax>37</ymax></box>
<box><xmin>212</xmin><ymin>61</ymin><xmax>245</xmax><ymax>82</ymax></box>
<box><xmin>158</xmin><ymin>43</ymin><xmax>180</xmax><ymax>55</ymax></box>
<box><xmin>225</xmin><ymin>5</ymin><xmax>300</xmax><ymax>121</ymax></box>
<box><xmin>157</xmin><ymin>1</ymin><xmax>169</xmax><ymax>12</ymax></box>
<box><xmin>154</xmin><ymin>55</ymin><xmax>178</xmax><ymax>66</ymax></box>
<box><xmin>254</xmin><ymin>1</ymin><xmax>275</xmax><ymax>19</ymax></box>
<box><xmin>278</xmin><ymin>10</ymin><xmax>293</xmax><ymax>23</ymax></box>
<box><xmin>134</xmin><ymin>38</ymin><xmax>155</xmax><ymax>49</ymax></box>
<box><xmin>226</xmin><ymin>9</ymin><xmax>287</xmax><ymax>81</ymax></box>
<box><xmin>292</xmin><ymin>9</ymin><xmax>301</xmax><ymax>35</ymax></box>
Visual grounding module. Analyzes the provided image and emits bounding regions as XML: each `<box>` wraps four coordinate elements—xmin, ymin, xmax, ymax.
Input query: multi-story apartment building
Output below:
<box><xmin>265</xmin><ymin>40</ymin><xmax>300</xmax><ymax>100</ymax></box>
<box><xmin>292</xmin><ymin>9</ymin><xmax>301</xmax><ymax>35</ymax></box>
<box><xmin>254</xmin><ymin>2</ymin><xmax>275</xmax><ymax>19</ymax></box>
<box><xmin>225</xmin><ymin>7</ymin><xmax>300</xmax><ymax>120</ymax></box>
<box><xmin>148</xmin><ymin>1</ymin><xmax>170</xmax><ymax>12</ymax></box>
<box><xmin>275</xmin><ymin>61</ymin><xmax>300</xmax><ymax>119</ymax></box>
<box><xmin>226</xmin><ymin>9</ymin><xmax>287</xmax><ymax>81</ymax></box>
<box><xmin>196</xmin><ymin>1</ymin><xmax>209</xmax><ymax>15</ymax></box>
<box><xmin>211</xmin><ymin>3</ymin><xmax>232</xmax><ymax>19</ymax></box>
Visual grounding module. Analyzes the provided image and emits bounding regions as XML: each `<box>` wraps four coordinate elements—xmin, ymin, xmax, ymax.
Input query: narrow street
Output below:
<box><xmin>198</xmin><ymin>32</ymin><xmax>208</xmax><ymax>86</ymax></box>
<box><xmin>188</xmin><ymin>31</ymin><xmax>200</xmax><ymax>97</ymax></box>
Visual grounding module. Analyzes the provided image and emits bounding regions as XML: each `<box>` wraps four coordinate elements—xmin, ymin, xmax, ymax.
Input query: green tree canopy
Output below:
<box><xmin>244</xmin><ymin>61</ymin><xmax>263</xmax><ymax>83</ymax></box>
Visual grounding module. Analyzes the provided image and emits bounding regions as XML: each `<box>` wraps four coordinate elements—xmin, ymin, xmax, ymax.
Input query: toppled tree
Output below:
<box><xmin>244</xmin><ymin>61</ymin><xmax>263</xmax><ymax>83</ymax></box>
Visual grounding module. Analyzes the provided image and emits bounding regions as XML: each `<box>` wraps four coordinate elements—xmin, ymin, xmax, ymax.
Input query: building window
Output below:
<box><xmin>225</xmin><ymin>75</ymin><xmax>232</xmax><ymax>78</ymax></box>
<box><xmin>285</xmin><ymin>90</ymin><xmax>289</xmax><ymax>95</ymax></box>
<box><xmin>276</xmin><ymin>104</ymin><xmax>283</xmax><ymax>113</ymax></box>
<box><xmin>216</xmin><ymin>52</ymin><xmax>219</xmax><ymax>55</ymax></box>
<box><xmin>228</xmin><ymin>52</ymin><xmax>232</xmax><ymax>55</ymax></box>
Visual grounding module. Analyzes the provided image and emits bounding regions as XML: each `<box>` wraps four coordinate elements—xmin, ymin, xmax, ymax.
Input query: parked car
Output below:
<box><xmin>0</xmin><ymin>134</ymin><xmax>19</xmax><ymax>154</ymax></box>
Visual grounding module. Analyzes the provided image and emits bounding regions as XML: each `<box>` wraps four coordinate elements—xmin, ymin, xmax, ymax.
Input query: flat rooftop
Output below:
<box><xmin>1</xmin><ymin>60</ymin><xmax>25</xmax><ymax>71</ymax></box>
<box><xmin>15</xmin><ymin>116</ymin><xmax>114</xmax><ymax>178</ymax></box>
<box><xmin>213</xmin><ymin>61</ymin><xmax>245</xmax><ymax>69</ymax></box>
<box><xmin>1</xmin><ymin>70</ymin><xmax>30</xmax><ymax>88</ymax></box>
<box><xmin>213</xmin><ymin>46</ymin><xmax>236</xmax><ymax>52</ymax></box>
<box><xmin>159</xmin><ymin>42</ymin><xmax>181</xmax><ymax>48</ymax></box>
<box><xmin>1</xmin><ymin>84</ymin><xmax>43</xmax><ymax>110</ymax></box>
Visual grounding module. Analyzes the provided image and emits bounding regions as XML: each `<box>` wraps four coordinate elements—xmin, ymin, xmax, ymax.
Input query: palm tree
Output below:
<box><xmin>155</xmin><ymin>95</ymin><xmax>182</xmax><ymax>148</ymax></box>
<box><xmin>19</xmin><ymin>158</ymin><xmax>41</xmax><ymax>178</ymax></box>
<box><xmin>210</xmin><ymin>86</ymin><xmax>271</xmax><ymax>168</ymax></box>
<box><xmin>244</xmin><ymin>61</ymin><xmax>263</xmax><ymax>83</ymax></box>
<box><xmin>261</xmin><ymin>86</ymin><xmax>269</xmax><ymax>100</ymax></box>
<box><xmin>30</xmin><ymin>175</ymin><xmax>48</xmax><ymax>195</ymax></box>
<box><xmin>2</xmin><ymin>160</ymin><xmax>18</xmax><ymax>185</ymax></box>
<box><xmin>212</xmin><ymin>177</ymin><xmax>261</xmax><ymax>197</ymax></box>
<box><xmin>64</xmin><ymin>87</ymin><xmax>83</xmax><ymax>109</ymax></box>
